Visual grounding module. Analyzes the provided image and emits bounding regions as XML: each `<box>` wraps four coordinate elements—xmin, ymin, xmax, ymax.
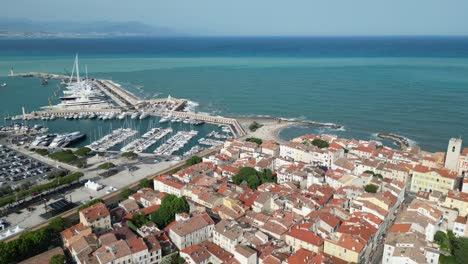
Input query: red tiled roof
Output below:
<box><xmin>79</xmin><ymin>202</ymin><xmax>110</xmax><ymax>223</ymax></box>
<box><xmin>286</xmin><ymin>223</ymin><xmax>324</xmax><ymax>246</ymax></box>
<box><xmin>389</xmin><ymin>223</ymin><xmax>412</xmax><ymax>233</ymax></box>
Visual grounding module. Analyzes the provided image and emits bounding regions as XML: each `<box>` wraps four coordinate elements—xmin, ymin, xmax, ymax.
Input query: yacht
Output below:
<box><xmin>0</xmin><ymin>83</ymin><xmax>6</xmax><ymax>88</ymax></box>
<box><xmin>159</xmin><ymin>116</ymin><xmax>170</xmax><ymax>123</ymax></box>
<box><xmin>44</xmin><ymin>55</ymin><xmax>112</xmax><ymax>110</ymax></box>
<box><xmin>49</xmin><ymin>132</ymin><xmax>85</xmax><ymax>148</ymax></box>
<box><xmin>117</xmin><ymin>112</ymin><xmax>128</xmax><ymax>120</ymax></box>
<box><xmin>130</xmin><ymin>112</ymin><xmax>140</xmax><ymax>119</ymax></box>
<box><xmin>139</xmin><ymin>112</ymin><xmax>149</xmax><ymax>120</ymax></box>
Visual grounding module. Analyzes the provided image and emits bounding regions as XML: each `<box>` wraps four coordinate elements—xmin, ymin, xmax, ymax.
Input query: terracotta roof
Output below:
<box><xmin>127</xmin><ymin>237</ymin><xmax>148</xmax><ymax>254</ymax></box>
<box><xmin>167</xmin><ymin>212</ymin><xmax>214</xmax><ymax>237</ymax></box>
<box><xmin>79</xmin><ymin>202</ymin><xmax>110</xmax><ymax>223</ymax></box>
<box><xmin>61</xmin><ymin>222</ymin><xmax>89</xmax><ymax>240</ymax></box>
<box><xmin>389</xmin><ymin>223</ymin><xmax>412</xmax><ymax>233</ymax></box>
<box><xmin>287</xmin><ymin>248</ymin><xmax>314</xmax><ymax>264</ymax></box>
<box><xmin>447</xmin><ymin>190</ymin><xmax>468</xmax><ymax>203</ymax></box>
<box><xmin>154</xmin><ymin>175</ymin><xmax>185</xmax><ymax>189</ymax></box>
<box><xmin>286</xmin><ymin>223</ymin><xmax>324</xmax><ymax>246</ymax></box>
<box><xmin>413</xmin><ymin>165</ymin><xmax>458</xmax><ymax>179</ymax></box>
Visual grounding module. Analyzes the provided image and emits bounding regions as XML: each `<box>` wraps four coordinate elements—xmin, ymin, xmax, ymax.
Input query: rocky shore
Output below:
<box><xmin>377</xmin><ymin>133</ymin><xmax>411</xmax><ymax>150</ymax></box>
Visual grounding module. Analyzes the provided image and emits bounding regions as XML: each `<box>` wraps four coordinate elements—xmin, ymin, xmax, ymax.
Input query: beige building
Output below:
<box><xmin>78</xmin><ymin>202</ymin><xmax>111</xmax><ymax>235</ymax></box>
<box><xmin>212</xmin><ymin>220</ymin><xmax>244</xmax><ymax>253</ymax></box>
<box><xmin>167</xmin><ymin>212</ymin><xmax>215</xmax><ymax>250</ymax></box>
<box><xmin>382</xmin><ymin>231</ymin><xmax>440</xmax><ymax>264</ymax></box>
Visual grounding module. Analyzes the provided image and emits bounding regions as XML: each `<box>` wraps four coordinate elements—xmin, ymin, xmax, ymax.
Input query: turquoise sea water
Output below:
<box><xmin>0</xmin><ymin>37</ymin><xmax>467</xmax><ymax>152</ymax></box>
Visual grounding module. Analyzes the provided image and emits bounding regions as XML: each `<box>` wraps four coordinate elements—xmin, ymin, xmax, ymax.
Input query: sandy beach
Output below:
<box><xmin>236</xmin><ymin>117</ymin><xmax>297</xmax><ymax>142</ymax></box>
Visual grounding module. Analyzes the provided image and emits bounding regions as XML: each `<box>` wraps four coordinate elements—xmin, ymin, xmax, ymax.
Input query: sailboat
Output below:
<box><xmin>44</xmin><ymin>54</ymin><xmax>111</xmax><ymax>109</ymax></box>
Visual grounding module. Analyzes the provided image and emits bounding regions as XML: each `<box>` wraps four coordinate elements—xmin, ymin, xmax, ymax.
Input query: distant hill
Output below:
<box><xmin>0</xmin><ymin>18</ymin><xmax>179</xmax><ymax>37</ymax></box>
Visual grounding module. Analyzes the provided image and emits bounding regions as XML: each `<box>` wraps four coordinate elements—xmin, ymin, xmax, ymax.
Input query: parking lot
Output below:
<box><xmin>0</xmin><ymin>144</ymin><xmax>57</xmax><ymax>189</ymax></box>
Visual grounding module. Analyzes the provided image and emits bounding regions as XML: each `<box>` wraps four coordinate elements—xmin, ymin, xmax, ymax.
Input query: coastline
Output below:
<box><xmin>235</xmin><ymin>116</ymin><xmax>342</xmax><ymax>142</ymax></box>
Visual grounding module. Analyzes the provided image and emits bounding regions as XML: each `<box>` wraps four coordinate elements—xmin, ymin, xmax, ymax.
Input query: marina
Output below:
<box><xmin>120</xmin><ymin>127</ymin><xmax>172</xmax><ymax>153</ymax></box>
<box><xmin>87</xmin><ymin>128</ymin><xmax>138</xmax><ymax>151</ymax></box>
<box><xmin>153</xmin><ymin>130</ymin><xmax>198</xmax><ymax>156</ymax></box>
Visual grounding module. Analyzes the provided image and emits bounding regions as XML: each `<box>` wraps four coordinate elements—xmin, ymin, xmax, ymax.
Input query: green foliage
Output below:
<box><xmin>47</xmin><ymin>170</ymin><xmax>68</xmax><ymax>180</ymax></box>
<box><xmin>77</xmin><ymin>198</ymin><xmax>104</xmax><ymax>211</ymax></box>
<box><xmin>49</xmin><ymin>254</ymin><xmax>66</xmax><ymax>264</ymax></box>
<box><xmin>232</xmin><ymin>167</ymin><xmax>276</xmax><ymax>189</ymax></box>
<box><xmin>439</xmin><ymin>255</ymin><xmax>457</xmax><ymax>264</ymax></box>
<box><xmin>98</xmin><ymin>162</ymin><xmax>116</xmax><ymax>170</ymax></box>
<box><xmin>435</xmin><ymin>231</ymin><xmax>468</xmax><ymax>264</ymax></box>
<box><xmin>0</xmin><ymin>217</ymin><xmax>67</xmax><ymax>264</ymax></box>
<box><xmin>186</xmin><ymin>156</ymin><xmax>202</xmax><ymax>166</ymax></box>
<box><xmin>363</xmin><ymin>170</ymin><xmax>375</xmax><ymax>175</ymax></box>
<box><xmin>34</xmin><ymin>148</ymin><xmax>49</xmax><ymax>156</ymax></box>
<box><xmin>311</xmin><ymin>139</ymin><xmax>329</xmax><ymax>149</ymax></box>
<box><xmin>139</xmin><ymin>178</ymin><xmax>154</xmax><ymax>189</ymax></box>
<box><xmin>48</xmin><ymin>149</ymin><xmax>78</xmax><ymax>163</ymax></box>
<box><xmin>120</xmin><ymin>188</ymin><xmax>135</xmax><ymax>200</ymax></box>
<box><xmin>0</xmin><ymin>186</ymin><xmax>13</xmax><ymax>197</ymax></box>
<box><xmin>0</xmin><ymin>172</ymin><xmax>83</xmax><ymax>208</ymax></box>
<box><xmin>126</xmin><ymin>220</ymin><xmax>138</xmax><ymax>232</ymax></box>
<box><xmin>364</xmin><ymin>184</ymin><xmax>378</xmax><ymax>193</ymax></box>
<box><xmin>74</xmin><ymin>147</ymin><xmax>91</xmax><ymax>157</ymax></box>
<box><xmin>246</xmin><ymin>137</ymin><xmax>263</xmax><ymax>145</ymax></box>
<box><xmin>48</xmin><ymin>217</ymin><xmax>66</xmax><ymax>233</ymax></box>
<box><xmin>121</xmin><ymin>151</ymin><xmax>138</xmax><ymax>159</ymax></box>
<box><xmin>248</xmin><ymin>121</ymin><xmax>263</xmax><ymax>132</ymax></box>
<box><xmin>150</xmin><ymin>194</ymin><xmax>189</xmax><ymax>228</ymax></box>
<box><xmin>132</xmin><ymin>213</ymin><xmax>149</xmax><ymax>228</ymax></box>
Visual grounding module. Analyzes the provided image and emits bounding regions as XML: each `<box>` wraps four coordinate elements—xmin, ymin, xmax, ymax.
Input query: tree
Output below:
<box><xmin>74</xmin><ymin>147</ymin><xmax>92</xmax><ymax>157</ymax></box>
<box><xmin>49</xmin><ymin>254</ymin><xmax>66</xmax><ymax>264</ymax></box>
<box><xmin>186</xmin><ymin>156</ymin><xmax>202</xmax><ymax>166</ymax></box>
<box><xmin>121</xmin><ymin>151</ymin><xmax>138</xmax><ymax>159</ymax></box>
<box><xmin>232</xmin><ymin>167</ymin><xmax>276</xmax><ymax>189</ymax></box>
<box><xmin>364</xmin><ymin>184</ymin><xmax>378</xmax><ymax>193</ymax></box>
<box><xmin>246</xmin><ymin>137</ymin><xmax>263</xmax><ymax>145</ymax></box>
<box><xmin>120</xmin><ymin>188</ymin><xmax>135</xmax><ymax>200</ymax></box>
<box><xmin>150</xmin><ymin>194</ymin><xmax>190</xmax><ymax>228</ymax></box>
<box><xmin>98</xmin><ymin>162</ymin><xmax>116</xmax><ymax>170</ymax></box>
<box><xmin>249</xmin><ymin>121</ymin><xmax>263</xmax><ymax>132</ymax></box>
<box><xmin>139</xmin><ymin>178</ymin><xmax>153</xmax><ymax>189</ymax></box>
<box><xmin>132</xmin><ymin>213</ymin><xmax>149</xmax><ymax>228</ymax></box>
<box><xmin>48</xmin><ymin>217</ymin><xmax>66</xmax><ymax>233</ymax></box>
<box><xmin>311</xmin><ymin>139</ymin><xmax>329</xmax><ymax>149</ymax></box>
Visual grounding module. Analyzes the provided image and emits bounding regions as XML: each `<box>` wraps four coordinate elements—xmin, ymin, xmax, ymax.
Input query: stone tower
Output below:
<box><xmin>445</xmin><ymin>138</ymin><xmax>462</xmax><ymax>171</ymax></box>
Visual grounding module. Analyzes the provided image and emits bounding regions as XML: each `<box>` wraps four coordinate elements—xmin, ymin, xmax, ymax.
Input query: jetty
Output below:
<box><xmin>377</xmin><ymin>133</ymin><xmax>411</xmax><ymax>150</ymax></box>
<box><xmin>8</xmin><ymin>71</ymin><xmax>247</xmax><ymax>138</ymax></box>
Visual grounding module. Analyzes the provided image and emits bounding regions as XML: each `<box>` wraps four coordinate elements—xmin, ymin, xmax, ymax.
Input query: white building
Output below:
<box><xmin>382</xmin><ymin>231</ymin><xmax>439</xmax><ymax>264</ymax></box>
<box><xmin>212</xmin><ymin>220</ymin><xmax>244</xmax><ymax>253</ymax></box>
<box><xmin>167</xmin><ymin>212</ymin><xmax>215</xmax><ymax>250</ymax></box>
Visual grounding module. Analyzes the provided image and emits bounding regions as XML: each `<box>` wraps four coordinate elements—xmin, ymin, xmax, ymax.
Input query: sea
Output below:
<box><xmin>0</xmin><ymin>37</ymin><xmax>467</xmax><ymax>152</ymax></box>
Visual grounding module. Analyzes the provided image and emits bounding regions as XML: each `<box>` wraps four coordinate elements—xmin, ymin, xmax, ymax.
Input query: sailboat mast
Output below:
<box><xmin>75</xmin><ymin>54</ymin><xmax>81</xmax><ymax>84</ymax></box>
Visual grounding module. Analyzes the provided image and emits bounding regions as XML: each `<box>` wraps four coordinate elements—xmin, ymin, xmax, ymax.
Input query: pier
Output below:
<box><xmin>96</xmin><ymin>80</ymin><xmax>141</xmax><ymax>108</ymax></box>
<box><xmin>8</xmin><ymin>71</ymin><xmax>246</xmax><ymax>138</ymax></box>
<box><xmin>165</xmin><ymin>111</ymin><xmax>247</xmax><ymax>137</ymax></box>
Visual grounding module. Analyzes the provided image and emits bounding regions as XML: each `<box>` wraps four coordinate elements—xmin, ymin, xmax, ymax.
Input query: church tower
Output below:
<box><xmin>445</xmin><ymin>138</ymin><xmax>462</xmax><ymax>171</ymax></box>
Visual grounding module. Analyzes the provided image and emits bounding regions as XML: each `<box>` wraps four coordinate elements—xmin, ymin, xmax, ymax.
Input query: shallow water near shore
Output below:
<box><xmin>1</xmin><ymin>37</ymin><xmax>468</xmax><ymax>152</ymax></box>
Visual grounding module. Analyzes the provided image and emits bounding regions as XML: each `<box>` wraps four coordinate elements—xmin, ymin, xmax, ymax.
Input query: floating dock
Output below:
<box><xmin>88</xmin><ymin>128</ymin><xmax>138</xmax><ymax>151</ymax></box>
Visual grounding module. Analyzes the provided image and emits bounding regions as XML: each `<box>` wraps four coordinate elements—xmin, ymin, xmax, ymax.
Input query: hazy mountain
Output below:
<box><xmin>0</xmin><ymin>18</ymin><xmax>179</xmax><ymax>37</ymax></box>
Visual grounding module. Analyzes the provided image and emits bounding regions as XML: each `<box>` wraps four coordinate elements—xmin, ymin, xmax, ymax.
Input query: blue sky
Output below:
<box><xmin>4</xmin><ymin>0</ymin><xmax>468</xmax><ymax>36</ymax></box>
